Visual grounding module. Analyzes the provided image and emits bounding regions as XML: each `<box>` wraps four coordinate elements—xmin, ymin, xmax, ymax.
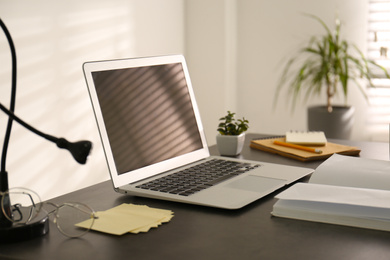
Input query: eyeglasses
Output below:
<box><xmin>0</xmin><ymin>187</ymin><xmax>98</xmax><ymax>238</ymax></box>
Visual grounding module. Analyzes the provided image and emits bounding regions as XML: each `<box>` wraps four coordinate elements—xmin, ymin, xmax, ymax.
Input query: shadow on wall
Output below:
<box><xmin>0</xmin><ymin>2</ymin><xmax>135</xmax><ymax>200</ymax></box>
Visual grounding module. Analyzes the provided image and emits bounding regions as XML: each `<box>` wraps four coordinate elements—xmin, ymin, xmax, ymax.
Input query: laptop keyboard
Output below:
<box><xmin>135</xmin><ymin>159</ymin><xmax>261</xmax><ymax>196</ymax></box>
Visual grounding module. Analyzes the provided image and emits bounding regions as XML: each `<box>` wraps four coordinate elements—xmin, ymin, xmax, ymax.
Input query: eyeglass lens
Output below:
<box><xmin>1</xmin><ymin>188</ymin><xmax>95</xmax><ymax>238</ymax></box>
<box><xmin>53</xmin><ymin>203</ymin><xmax>95</xmax><ymax>238</ymax></box>
<box><xmin>1</xmin><ymin>188</ymin><xmax>41</xmax><ymax>224</ymax></box>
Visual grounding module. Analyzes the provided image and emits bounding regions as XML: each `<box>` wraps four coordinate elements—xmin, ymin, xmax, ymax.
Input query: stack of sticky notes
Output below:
<box><xmin>76</xmin><ymin>203</ymin><xmax>174</xmax><ymax>235</ymax></box>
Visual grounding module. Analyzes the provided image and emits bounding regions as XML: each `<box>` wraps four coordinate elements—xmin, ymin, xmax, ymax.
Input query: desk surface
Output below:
<box><xmin>1</xmin><ymin>133</ymin><xmax>390</xmax><ymax>260</ymax></box>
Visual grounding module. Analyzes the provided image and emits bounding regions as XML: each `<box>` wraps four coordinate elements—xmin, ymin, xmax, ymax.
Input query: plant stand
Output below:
<box><xmin>308</xmin><ymin>105</ymin><xmax>355</xmax><ymax>139</ymax></box>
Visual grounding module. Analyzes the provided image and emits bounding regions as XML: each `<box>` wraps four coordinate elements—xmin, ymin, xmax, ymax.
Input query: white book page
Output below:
<box><xmin>309</xmin><ymin>154</ymin><xmax>390</xmax><ymax>191</ymax></box>
<box><xmin>275</xmin><ymin>183</ymin><xmax>390</xmax><ymax>210</ymax></box>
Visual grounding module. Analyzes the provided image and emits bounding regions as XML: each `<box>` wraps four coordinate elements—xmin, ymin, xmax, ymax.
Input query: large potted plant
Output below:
<box><xmin>216</xmin><ymin>111</ymin><xmax>249</xmax><ymax>156</ymax></box>
<box><xmin>276</xmin><ymin>14</ymin><xmax>389</xmax><ymax>139</ymax></box>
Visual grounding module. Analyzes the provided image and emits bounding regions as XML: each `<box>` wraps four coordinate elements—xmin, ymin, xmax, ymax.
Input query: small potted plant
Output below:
<box><xmin>216</xmin><ymin>111</ymin><xmax>249</xmax><ymax>156</ymax></box>
<box><xmin>275</xmin><ymin>14</ymin><xmax>390</xmax><ymax>139</ymax></box>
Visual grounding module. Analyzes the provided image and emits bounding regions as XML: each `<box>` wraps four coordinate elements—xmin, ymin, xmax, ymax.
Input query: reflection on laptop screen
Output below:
<box><xmin>91</xmin><ymin>63</ymin><xmax>203</xmax><ymax>175</ymax></box>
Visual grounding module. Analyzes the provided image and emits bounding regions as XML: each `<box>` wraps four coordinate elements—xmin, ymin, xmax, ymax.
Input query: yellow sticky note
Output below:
<box><xmin>76</xmin><ymin>211</ymin><xmax>156</xmax><ymax>235</ymax></box>
<box><xmin>76</xmin><ymin>204</ymin><xmax>174</xmax><ymax>235</ymax></box>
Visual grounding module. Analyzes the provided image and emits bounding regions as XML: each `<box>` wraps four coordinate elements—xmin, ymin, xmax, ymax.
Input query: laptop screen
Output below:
<box><xmin>91</xmin><ymin>62</ymin><xmax>203</xmax><ymax>175</ymax></box>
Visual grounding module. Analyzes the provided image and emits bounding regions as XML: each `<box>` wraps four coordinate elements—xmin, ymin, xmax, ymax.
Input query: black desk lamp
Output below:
<box><xmin>0</xmin><ymin>18</ymin><xmax>92</xmax><ymax>242</ymax></box>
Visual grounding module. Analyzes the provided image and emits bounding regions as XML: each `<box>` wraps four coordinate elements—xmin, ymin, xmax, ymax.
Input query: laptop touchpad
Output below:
<box><xmin>225</xmin><ymin>175</ymin><xmax>286</xmax><ymax>193</ymax></box>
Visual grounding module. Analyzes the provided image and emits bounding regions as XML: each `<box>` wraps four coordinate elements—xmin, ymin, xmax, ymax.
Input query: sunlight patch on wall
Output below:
<box><xmin>367</xmin><ymin>86</ymin><xmax>390</xmax><ymax>142</ymax></box>
<box><xmin>0</xmin><ymin>2</ymin><xmax>135</xmax><ymax>200</ymax></box>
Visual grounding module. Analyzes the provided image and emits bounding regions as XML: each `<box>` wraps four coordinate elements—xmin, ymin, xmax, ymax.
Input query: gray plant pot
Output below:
<box><xmin>308</xmin><ymin>105</ymin><xmax>355</xmax><ymax>139</ymax></box>
<box><xmin>216</xmin><ymin>133</ymin><xmax>245</xmax><ymax>156</ymax></box>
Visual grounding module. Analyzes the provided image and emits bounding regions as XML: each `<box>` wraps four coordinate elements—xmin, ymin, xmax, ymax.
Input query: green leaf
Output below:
<box><xmin>274</xmin><ymin>13</ymin><xmax>390</xmax><ymax>112</ymax></box>
<box><xmin>217</xmin><ymin>111</ymin><xmax>249</xmax><ymax>135</ymax></box>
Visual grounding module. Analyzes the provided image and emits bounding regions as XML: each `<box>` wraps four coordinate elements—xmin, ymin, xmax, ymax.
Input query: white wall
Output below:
<box><xmin>185</xmin><ymin>0</ymin><xmax>239</xmax><ymax>146</ymax></box>
<box><xmin>185</xmin><ymin>0</ymin><xmax>373</xmax><ymax>145</ymax></box>
<box><xmin>0</xmin><ymin>0</ymin><xmax>184</xmax><ymax>201</ymax></box>
<box><xmin>237</xmin><ymin>0</ymin><xmax>370</xmax><ymax>140</ymax></box>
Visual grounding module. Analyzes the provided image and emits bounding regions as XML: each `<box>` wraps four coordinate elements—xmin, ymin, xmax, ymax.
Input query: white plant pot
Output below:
<box><xmin>216</xmin><ymin>133</ymin><xmax>246</xmax><ymax>156</ymax></box>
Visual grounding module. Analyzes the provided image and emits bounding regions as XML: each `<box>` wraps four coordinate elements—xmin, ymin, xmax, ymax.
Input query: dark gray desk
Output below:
<box><xmin>1</xmin><ymin>133</ymin><xmax>390</xmax><ymax>260</ymax></box>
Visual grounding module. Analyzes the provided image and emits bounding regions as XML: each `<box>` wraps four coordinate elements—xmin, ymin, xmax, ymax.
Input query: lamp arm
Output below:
<box><xmin>0</xmin><ymin>18</ymin><xmax>17</xmax><ymax>175</ymax></box>
<box><xmin>0</xmin><ymin>103</ymin><xmax>58</xmax><ymax>143</ymax></box>
<box><xmin>0</xmin><ymin>17</ymin><xmax>17</xmax><ymax>227</ymax></box>
<box><xmin>0</xmin><ymin>102</ymin><xmax>93</xmax><ymax>164</ymax></box>
<box><xmin>0</xmin><ymin>17</ymin><xmax>92</xmax><ymax>171</ymax></box>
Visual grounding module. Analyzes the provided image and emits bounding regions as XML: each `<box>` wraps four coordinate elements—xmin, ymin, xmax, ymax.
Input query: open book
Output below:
<box><xmin>271</xmin><ymin>154</ymin><xmax>390</xmax><ymax>231</ymax></box>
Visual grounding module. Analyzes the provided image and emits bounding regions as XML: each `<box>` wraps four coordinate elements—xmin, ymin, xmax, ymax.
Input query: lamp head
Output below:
<box><xmin>56</xmin><ymin>138</ymin><xmax>92</xmax><ymax>164</ymax></box>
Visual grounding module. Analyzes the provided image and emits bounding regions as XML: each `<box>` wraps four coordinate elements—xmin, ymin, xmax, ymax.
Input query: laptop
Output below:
<box><xmin>83</xmin><ymin>55</ymin><xmax>313</xmax><ymax>209</ymax></box>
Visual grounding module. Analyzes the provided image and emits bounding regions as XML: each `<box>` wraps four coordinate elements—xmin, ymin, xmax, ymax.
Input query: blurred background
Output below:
<box><xmin>0</xmin><ymin>0</ymin><xmax>388</xmax><ymax>200</ymax></box>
